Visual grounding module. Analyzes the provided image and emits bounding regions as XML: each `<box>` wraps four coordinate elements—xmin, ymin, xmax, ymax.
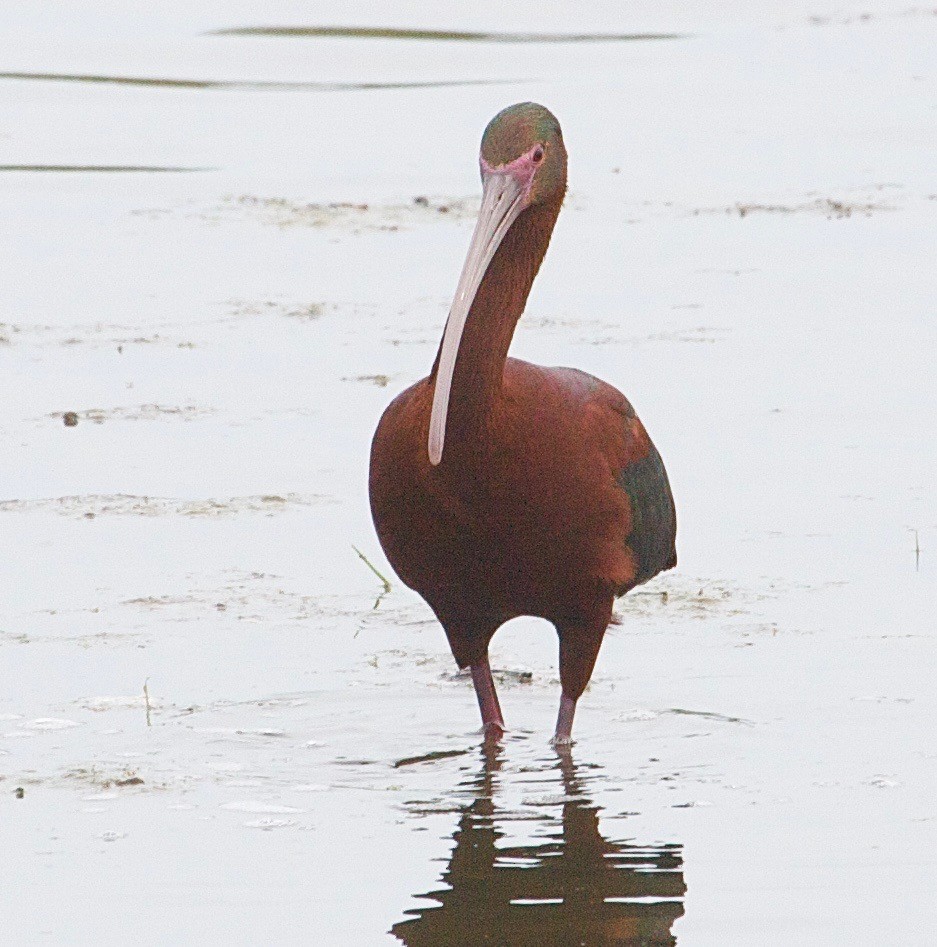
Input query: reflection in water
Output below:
<box><xmin>393</xmin><ymin>746</ymin><xmax>685</xmax><ymax>946</ymax></box>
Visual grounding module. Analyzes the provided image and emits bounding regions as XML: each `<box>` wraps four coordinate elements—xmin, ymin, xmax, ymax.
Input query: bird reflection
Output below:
<box><xmin>392</xmin><ymin>744</ymin><xmax>685</xmax><ymax>946</ymax></box>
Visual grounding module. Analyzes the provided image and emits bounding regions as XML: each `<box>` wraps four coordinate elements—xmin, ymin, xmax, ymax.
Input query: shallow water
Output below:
<box><xmin>1</xmin><ymin>2</ymin><xmax>935</xmax><ymax>944</ymax></box>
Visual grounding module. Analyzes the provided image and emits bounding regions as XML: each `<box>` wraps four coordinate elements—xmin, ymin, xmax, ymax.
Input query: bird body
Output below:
<box><xmin>369</xmin><ymin>103</ymin><xmax>676</xmax><ymax>741</ymax></box>
<box><xmin>371</xmin><ymin>359</ymin><xmax>673</xmax><ymax>650</ymax></box>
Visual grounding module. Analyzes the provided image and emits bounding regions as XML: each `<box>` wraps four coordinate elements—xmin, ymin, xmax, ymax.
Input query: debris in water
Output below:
<box><xmin>866</xmin><ymin>777</ymin><xmax>900</xmax><ymax>790</ymax></box>
<box><xmin>143</xmin><ymin>679</ymin><xmax>152</xmax><ymax>727</ymax></box>
<box><xmin>63</xmin><ymin>411</ymin><xmax>78</xmax><ymax>426</ymax></box>
<box><xmin>446</xmin><ymin>667</ymin><xmax>533</xmax><ymax>685</ymax></box>
<box><xmin>394</xmin><ymin>748</ymin><xmax>471</xmax><ymax>768</ymax></box>
<box><xmin>352</xmin><ymin>544</ymin><xmax>392</xmax><ymax>609</ymax></box>
<box><xmin>343</xmin><ymin>373</ymin><xmax>391</xmax><ymax>387</ymax></box>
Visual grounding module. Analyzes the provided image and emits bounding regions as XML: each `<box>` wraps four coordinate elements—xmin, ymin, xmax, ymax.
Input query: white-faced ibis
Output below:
<box><xmin>369</xmin><ymin>103</ymin><xmax>676</xmax><ymax>743</ymax></box>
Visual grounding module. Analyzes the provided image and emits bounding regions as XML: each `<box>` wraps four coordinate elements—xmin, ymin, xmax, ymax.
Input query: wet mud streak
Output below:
<box><xmin>394</xmin><ymin>749</ymin><xmax>471</xmax><ymax>768</ymax></box>
<box><xmin>211</xmin><ymin>194</ymin><xmax>479</xmax><ymax>230</ymax></box>
<box><xmin>0</xmin><ymin>165</ymin><xmax>209</xmax><ymax>173</ymax></box>
<box><xmin>209</xmin><ymin>26</ymin><xmax>685</xmax><ymax>43</ymax></box>
<box><xmin>45</xmin><ymin>404</ymin><xmax>213</xmax><ymax>424</ymax></box>
<box><xmin>0</xmin><ymin>494</ymin><xmax>319</xmax><ymax>518</ymax></box>
<box><xmin>0</xmin><ymin>72</ymin><xmax>523</xmax><ymax>93</ymax></box>
<box><xmin>693</xmin><ymin>198</ymin><xmax>896</xmax><ymax>219</ymax></box>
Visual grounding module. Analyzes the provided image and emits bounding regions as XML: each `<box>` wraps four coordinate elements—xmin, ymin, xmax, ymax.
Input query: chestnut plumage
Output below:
<box><xmin>369</xmin><ymin>103</ymin><xmax>676</xmax><ymax>742</ymax></box>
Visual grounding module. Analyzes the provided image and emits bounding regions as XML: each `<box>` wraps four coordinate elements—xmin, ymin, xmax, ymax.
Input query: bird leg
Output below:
<box><xmin>553</xmin><ymin>694</ymin><xmax>577</xmax><ymax>745</ymax></box>
<box><xmin>470</xmin><ymin>656</ymin><xmax>505</xmax><ymax>737</ymax></box>
<box><xmin>554</xmin><ymin>602</ymin><xmax>612</xmax><ymax>744</ymax></box>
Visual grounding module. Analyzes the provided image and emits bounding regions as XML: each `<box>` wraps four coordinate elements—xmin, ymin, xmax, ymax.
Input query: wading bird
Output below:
<box><xmin>369</xmin><ymin>103</ymin><xmax>676</xmax><ymax>743</ymax></box>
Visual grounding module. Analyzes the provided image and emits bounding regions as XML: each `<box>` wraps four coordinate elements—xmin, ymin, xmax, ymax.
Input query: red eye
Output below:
<box><xmin>532</xmin><ymin>146</ymin><xmax>544</xmax><ymax>163</ymax></box>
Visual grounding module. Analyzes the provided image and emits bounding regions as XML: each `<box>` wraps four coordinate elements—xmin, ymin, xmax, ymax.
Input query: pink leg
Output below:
<box><xmin>470</xmin><ymin>656</ymin><xmax>505</xmax><ymax>737</ymax></box>
<box><xmin>553</xmin><ymin>693</ymin><xmax>577</xmax><ymax>745</ymax></box>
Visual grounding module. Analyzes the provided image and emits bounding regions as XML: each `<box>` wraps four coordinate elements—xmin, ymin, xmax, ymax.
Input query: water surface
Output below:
<box><xmin>0</xmin><ymin>2</ymin><xmax>934</xmax><ymax>945</ymax></box>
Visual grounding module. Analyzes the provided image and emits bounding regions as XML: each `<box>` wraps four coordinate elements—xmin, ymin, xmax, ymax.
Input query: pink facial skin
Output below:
<box><xmin>480</xmin><ymin>143</ymin><xmax>543</xmax><ymax>200</ymax></box>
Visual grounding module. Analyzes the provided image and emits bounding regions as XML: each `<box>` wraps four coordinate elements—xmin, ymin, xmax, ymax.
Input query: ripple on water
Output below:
<box><xmin>220</xmin><ymin>801</ymin><xmax>305</xmax><ymax>814</ymax></box>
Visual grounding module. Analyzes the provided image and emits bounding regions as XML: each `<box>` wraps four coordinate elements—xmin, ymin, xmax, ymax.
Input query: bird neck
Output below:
<box><xmin>431</xmin><ymin>195</ymin><xmax>562</xmax><ymax>460</ymax></box>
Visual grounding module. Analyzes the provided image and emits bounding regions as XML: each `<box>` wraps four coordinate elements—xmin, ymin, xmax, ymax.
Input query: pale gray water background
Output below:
<box><xmin>1</xmin><ymin>2</ymin><xmax>935</xmax><ymax>944</ymax></box>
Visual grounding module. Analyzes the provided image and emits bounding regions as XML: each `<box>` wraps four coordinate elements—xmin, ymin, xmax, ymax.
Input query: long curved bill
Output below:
<box><xmin>428</xmin><ymin>170</ymin><xmax>528</xmax><ymax>465</ymax></box>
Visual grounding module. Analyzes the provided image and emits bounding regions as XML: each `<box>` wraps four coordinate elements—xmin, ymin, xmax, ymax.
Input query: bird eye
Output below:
<box><xmin>532</xmin><ymin>145</ymin><xmax>544</xmax><ymax>163</ymax></box>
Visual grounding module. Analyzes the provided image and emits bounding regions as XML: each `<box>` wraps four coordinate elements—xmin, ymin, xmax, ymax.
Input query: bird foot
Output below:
<box><xmin>481</xmin><ymin>721</ymin><xmax>506</xmax><ymax>741</ymax></box>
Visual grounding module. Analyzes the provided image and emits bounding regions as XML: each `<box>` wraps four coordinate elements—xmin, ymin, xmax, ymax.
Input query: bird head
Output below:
<box><xmin>479</xmin><ymin>102</ymin><xmax>567</xmax><ymax>208</ymax></box>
